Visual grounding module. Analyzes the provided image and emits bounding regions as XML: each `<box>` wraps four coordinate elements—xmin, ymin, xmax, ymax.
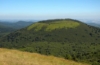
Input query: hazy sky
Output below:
<box><xmin>0</xmin><ymin>0</ymin><xmax>100</xmax><ymax>20</ymax></box>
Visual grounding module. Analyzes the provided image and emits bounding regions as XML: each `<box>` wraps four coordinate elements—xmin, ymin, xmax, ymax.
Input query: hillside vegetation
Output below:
<box><xmin>27</xmin><ymin>20</ymin><xmax>80</xmax><ymax>31</ymax></box>
<box><xmin>0</xmin><ymin>48</ymin><xmax>90</xmax><ymax>65</ymax></box>
<box><xmin>0</xmin><ymin>19</ymin><xmax>100</xmax><ymax>65</ymax></box>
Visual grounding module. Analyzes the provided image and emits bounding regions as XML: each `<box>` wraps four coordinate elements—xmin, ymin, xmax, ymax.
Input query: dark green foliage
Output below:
<box><xmin>0</xmin><ymin>19</ymin><xmax>100</xmax><ymax>65</ymax></box>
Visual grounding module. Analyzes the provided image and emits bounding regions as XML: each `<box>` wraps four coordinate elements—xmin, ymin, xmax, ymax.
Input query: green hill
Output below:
<box><xmin>27</xmin><ymin>20</ymin><xmax>80</xmax><ymax>31</ymax></box>
<box><xmin>0</xmin><ymin>19</ymin><xmax>100</xmax><ymax>65</ymax></box>
<box><xmin>0</xmin><ymin>48</ymin><xmax>89</xmax><ymax>65</ymax></box>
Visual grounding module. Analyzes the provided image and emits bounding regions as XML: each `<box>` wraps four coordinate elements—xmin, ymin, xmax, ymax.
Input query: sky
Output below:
<box><xmin>0</xmin><ymin>0</ymin><xmax>100</xmax><ymax>20</ymax></box>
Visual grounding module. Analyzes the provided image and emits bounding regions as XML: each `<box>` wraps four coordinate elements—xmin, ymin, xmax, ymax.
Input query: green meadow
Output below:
<box><xmin>27</xmin><ymin>20</ymin><xmax>80</xmax><ymax>31</ymax></box>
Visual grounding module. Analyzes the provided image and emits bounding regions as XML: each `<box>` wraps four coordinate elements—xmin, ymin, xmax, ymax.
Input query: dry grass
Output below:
<box><xmin>0</xmin><ymin>48</ymin><xmax>90</xmax><ymax>65</ymax></box>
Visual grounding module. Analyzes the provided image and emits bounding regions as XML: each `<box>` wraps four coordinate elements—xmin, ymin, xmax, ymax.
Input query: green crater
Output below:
<box><xmin>27</xmin><ymin>20</ymin><xmax>80</xmax><ymax>31</ymax></box>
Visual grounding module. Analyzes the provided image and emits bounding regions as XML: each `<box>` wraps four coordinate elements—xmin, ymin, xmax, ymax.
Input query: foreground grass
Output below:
<box><xmin>0</xmin><ymin>48</ymin><xmax>90</xmax><ymax>65</ymax></box>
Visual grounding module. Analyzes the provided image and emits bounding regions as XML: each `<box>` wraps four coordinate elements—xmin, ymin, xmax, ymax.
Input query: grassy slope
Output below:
<box><xmin>0</xmin><ymin>48</ymin><xmax>90</xmax><ymax>65</ymax></box>
<box><xmin>27</xmin><ymin>20</ymin><xmax>80</xmax><ymax>31</ymax></box>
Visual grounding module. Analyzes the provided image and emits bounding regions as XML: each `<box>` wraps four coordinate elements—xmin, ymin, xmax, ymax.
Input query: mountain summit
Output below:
<box><xmin>27</xmin><ymin>19</ymin><xmax>80</xmax><ymax>31</ymax></box>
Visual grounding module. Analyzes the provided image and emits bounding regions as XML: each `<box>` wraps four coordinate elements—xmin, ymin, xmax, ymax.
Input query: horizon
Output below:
<box><xmin>0</xmin><ymin>0</ymin><xmax>100</xmax><ymax>22</ymax></box>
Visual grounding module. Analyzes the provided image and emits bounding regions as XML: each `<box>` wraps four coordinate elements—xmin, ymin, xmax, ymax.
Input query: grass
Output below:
<box><xmin>0</xmin><ymin>48</ymin><xmax>90</xmax><ymax>65</ymax></box>
<box><xmin>27</xmin><ymin>23</ymin><xmax>47</xmax><ymax>31</ymax></box>
<box><xmin>27</xmin><ymin>20</ymin><xmax>80</xmax><ymax>31</ymax></box>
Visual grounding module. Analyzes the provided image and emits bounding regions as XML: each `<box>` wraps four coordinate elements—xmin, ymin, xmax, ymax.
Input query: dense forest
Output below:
<box><xmin>0</xmin><ymin>19</ymin><xmax>100</xmax><ymax>65</ymax></box>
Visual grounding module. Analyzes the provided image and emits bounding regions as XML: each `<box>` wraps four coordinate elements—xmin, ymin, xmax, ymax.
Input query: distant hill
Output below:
<box><xmin>0</xmin><ymin>21</ymin><xmax>34</xmax><ymax>37</ymax></box>
<box><xmin>0</xmin><ymin>48</ymin><xmax>90</xmax><ymax>65</ymax></box>
<box><xmin>0</xmin><ymin>19</ymin><xmax>100</xmax><ymax>65</ymax></box>
<box><xmin>86</xmin><ymin>23</ymin><xmax>100</xmax><ymax>28</ymax></box>
<box><xmin>0</xmin><ymin>21</ymin><xmax>34</xmax><ymax>29</ymax></box>
<box><xmin>80</xmin><ymin>19</ymin><xmax>100</xmax><ymax>28</ymax></box>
